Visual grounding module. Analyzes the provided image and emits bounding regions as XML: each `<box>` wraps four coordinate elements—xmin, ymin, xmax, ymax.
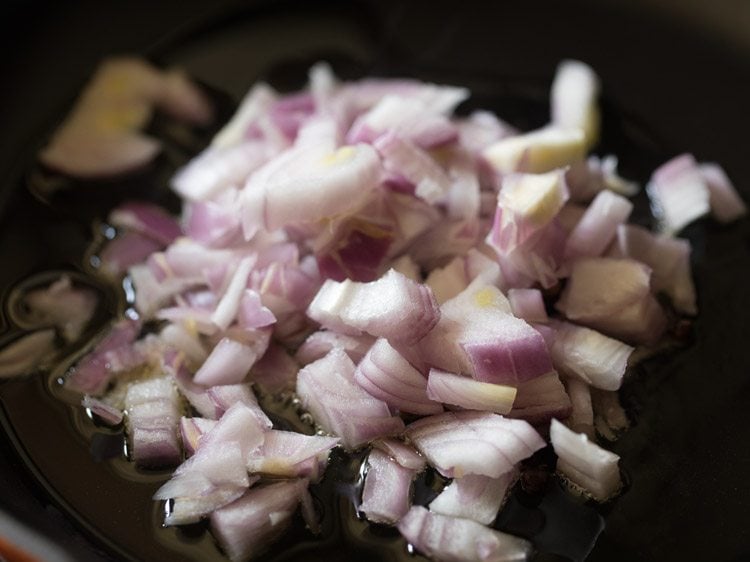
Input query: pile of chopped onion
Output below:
<box><xmin>40</xmin><ymin>58</ymin><xmax>746</xmax><ymax>562</ymax></box>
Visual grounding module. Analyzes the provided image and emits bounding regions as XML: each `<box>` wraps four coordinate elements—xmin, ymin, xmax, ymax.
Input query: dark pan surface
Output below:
<box><xmin>1</xmin><ymin>1</ymin><xmax>749</xmax><ymax>561</ymax></box>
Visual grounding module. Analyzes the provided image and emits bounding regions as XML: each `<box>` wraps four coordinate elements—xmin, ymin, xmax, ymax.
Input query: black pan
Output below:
<box><xmin>1</xmin><ymin>1</ymin><xmax>749</xmax><ymax>561</ymax></box>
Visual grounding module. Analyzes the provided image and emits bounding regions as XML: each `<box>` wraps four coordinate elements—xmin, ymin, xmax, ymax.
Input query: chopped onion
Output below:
<box><xmin>647</xmin><ymin>153</ymin><xmax>710</xmax><ymax>234</ymax></box>
<box><xmin>22</xmin><ymin>275</ymin><xmax>97</xmax><ymax>342</ymax></box>
<box><xmin>109</xmin><ymin>201</ymin><xmax>182</xmax><ymax>245</ymax></box>
<box><xmin>508</xmin><ymin>370</ymin><xmax>572</xmax><ymax>424</ymax></box>
<box><xmin>246</xmin><ymin>430</ymin><xmax>338</xmax><ymax>480</ymax></box>
<box><xmin>65</xmin><ymin>318</ymin><xmax>141</xmax><ymax>395</ymax></box>
<box><xmin>0</xmin><ymin>330</ymin><xmax>57</xmax><ymax>379</ymax></box>
<box><xmin>355</xmin><ymin>338</ymin><xmax>441</xmax><ymax>416</ymax></box>
<box><xmin>398</xmin><ymin>506</ymin><xmax>532</xmax><ymax>562</ymax></box>
<box><xmin>426</xmin><ymin>368</ymin><xmax>517</xmax><ymax>414</ymax></box>
<box><xmin>550</xmin><ymin>59</ymin><xmax>600</xmax><ymax>148</ymax></box>
<box><xmin>359</xmin><ymin>449</ymin><xmax>416</xmax><ymax>524</ymax></box>
<box><xmin>556</xmin><ymin>257</ymin><xmax>667</xmax><ymax>344</ymax></box>
<box><xmin>82</xmin><ymin>395</ymin><xmax>124</xmax><ymax>426</ymax></box>
<box><xmin>296</xmin><ymin>348</ymin><xmax>405</xmax><ymax>449</ymax></box>
<box><xmin>307</xmin><ymin>269</ymin><xmax>440</xmax><ymax>345</ymax></box>
<box><xmin>372</xmin><ymin>438</ymin><xmax>426</xmax><ymax>472</ymax></box>
<box><xmin>550</xmin><ymin>418</ymin><xmax>621</xmax><ymax>501</ymax></box>
<box><xmin>294</xmin><ymin>330</ymin><xmax>375</xmax><ymax>365</ymax></box>
<box><xmin>563</xmin><ymin>189</ymin><xmax>633</xmax><ymax>262</ymax></box>
<box><xmin>428</xmin><ymin>471</ymin><xmax>516</xmax><ymax>525</ymax></box>
<box><xmin>482</xmin><ymin>126</ymin><xmax>585</xmax><ymax>174</ymax></box>
<box><xmin>548</xmin><ymin>320</ymin><xmax>633</xmax><ymax>391</ymax></box>
<box><xmin>125</xmin><ymin>377</ymin><xmax>181</xmax><ymax>468</ymax></box>
<box><xmin>210</xmin><ymin>479</ymin><xmax>309</xmax><ymax>562</ymax></box>
<box><xmin>405</xmin><ymin>410</ymin><xmax>545</xmax><ymax>479</ymax></box>
<box><xmin>39</xmin><ymin>58</ymin><xmax>211</xmax><ymax>178</ymax></box>
<box><xmin>699</xmin><ymin>162</ymin><xmax>748</xmax><ymax>223</ymax></box>
<box><xmin>31</xmin><ymin>59</ymin><xmax>718</xmax><ymax>562</ymax></box>
<box><xmin>193</xmin><ymin>336</ymin><xmax>266</xmax><ymax>386</ymax></box>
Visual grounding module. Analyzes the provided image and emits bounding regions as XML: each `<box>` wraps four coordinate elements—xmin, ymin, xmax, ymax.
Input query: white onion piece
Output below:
<box><xmin>482</xmin><ymin>126</ymin><xmax>585</xmax><ymax>174</ymax></box>
<box><xmin>237</xmin><ymin>290</ymin><xmax>276</xmax><ymax>330</ymax></box>
<box><xmin>465</xmin><ymin>247</ymin><xmax>503</xmax><ymax>287</ymax></box>
<box><xmin>0</xmin><ymin>330</ymin><xmax>56</xmax><ymax>379</ymax></box>
<box><xmin>507</xmin><ymin>288</ymin><xmax>548</xmax><ymax>324</ymax></box>
<box><xmin>156</xmin><ymin>403</ymin><xmax>269</xmax><ymax>525</ymax></box>
<box><xmin>549</xmin><ymin>320</ymin><xmax>633</xmax><ymax>391</ymax></box>
<box><xmin>565</xmin><ymin>155</ymin><xmax>638</xmax><ymax>202</ymax></box>
<box><xmin>128</xmin><ymin>263</ymin><xmax>201</xmax><ymax>319</ymax></box>
<box><xmin>167</xmin><ymin>485</ymin><xmax>252</xmax><ymax>528</ymax></box>
<box><xmin>563</xmin><ymin>190</ymin><xmax>633</xmax><ymax>262</ymax></box>
<box><xmin>65</xmin><ymin>318</ymin><xmax>141</xmax><ymax>394</ymax></box>
<box><xmin>167</xmin><ymin>356</ymin><xmax>218</xmax><ymax>419</ymax></box>
<box><xmin>610</xmin><ymin>224</ymin><xmax>696</xmax><ymax>315</ymax></box>
<box><xmin>100</xmin><ymin>231</ymin><xmax>164</xmax><ymax>277</ymax></box>
<box><xmin>160</xmin><ymin>240</ymin><xmax>236</xmax><ymax>280</ymax></box>
<box><xmin>550</xmin><ymin>59</ymin><xmax>600</xmax><ymax>148</ymax></box>
<box><xmin>206</xmin><ymin>384</ymin><xmax>272</xmax><ymax>428</ymax></box>
<box><xmin>405</xmin><ymin>411</ymin><xmax>545</xmax><ymax>478</ymax></box>
<box><xmin>246</xmin><ymin>431</ymin><xmax>338</xmax><ymax>480</ymax></box>
<box><xmin>488</xmin><ymin>170</ymin><xmax>569</xmax><ymax>251</ymax></box>
<box><xmin>109</xmin><ymin>201</ymin><xmax>182</xmax><ymax>245</ymax></box>
<box><xmin>125</xmin><ymin>377</ymin><xmax>181</xmax><ymax>468</ymax></box>
<box><xmin>191</xmin><ymin>402</ymin><xmax>266</xmax><ymax>462</ymax></box>
<box><xmin>82</xmin><ymin>395</ymin><xmax>123</xmax><ymax>426</ymax></box>
<box><xmin>294</xmin><ymin>330</ymin><xmax>375</xmax><ymax>365</ymax></box>
<box><xmin>296</xmin><ymin>348</ymin><xmax>405</xmax><ymax>449</ymax></box>
<box><xmin>348</xmin><ymin>94</ymin><xmax>457</xmax><ymax>148</ymax></box>
<box><xmin>210</xmin><ymin>479</ymin><xmax>308</xmax><ymax>562</ymax></box>
<box><xmin>556</xmin><ymin>257</ymin><xmax>667</xmax><ymax>344</ymax></box>
<box><xmin>457</xmin><ymin>110</ymin><xmax>516</xmax><ymax>155</ymax></box>
<box><xmin>173</xmin><ymin>141</ymin><xmax>271</xmax><ymax>202</ymax></box>
<box><xmin>446</xmin><ymin>155</ymin><xmax>481</xmax><ymax>220</ymax></box>
<box><xmin>155</xmin><ymin>447</ymin><xmax>250</xmax><ymax>505</ymax></box>
<box><xmin>418</xmin><ymin>280</ymin><xmax>552</xmax><ymax>385</ymax></box>
<box><xmin>355</xmin><ymin>338</ymin><xmax>441</xmax><ymax>416</ymax></box>
<box><xmin>210</xmin><ymin>257</ymin><xmax>256</xmax><ymax>331</ymax></box>
<box><xmin>39</xmin><ymin>58</ymin><xmax>211</xmax><ymax>178</ymax></box>
<box><xmin>490</xmin><ymin>216</ymin><xmax>567</xmax><ymax>290</ymax></box>
<box><xmin>426</xmin><ymin>369</ymin><xmax>517</xmax><ymax>414</ymax></box>
<box><xmin>241</xmin><ymin>143</ymin><xmax>381</xmax><ymax>231</ymax></box>
<box><xmin>180</xmin><ymin>417</ymin><xmax>216</xmax><ymax>457</ymax></box>
<box><xmin>23</xmin><ymin>275</ymin><xmax>98</xmax><ymax>341</ymax></box>
<box><xmin>184</xmin><ymin>194</ymin><xmax>242</xmax><ymax>248</ymax></box>
<box><xmin>372</xmin><ymin>438</ymin><xmax>426</xmax><ymax>472</ymax></box>
<box><xmin>428</xmin><ymin>471</ymin><xmax>516</xmax><ymax>525</ymax></box>
<box><xmin>359</xmin><ymin>449</ymin><xmax>416</xmax><ymax>524</ymax></box>
<box><xmin>307</xmin><ymin>269</ymin><xmax>440</xmax><ymax>345</ymax></box>
<box><xmin>550</xmin><ymin>418</ymin><xmax>621</xmax><ymax>501</ymax></box>
<box><xmin>398</xmin><ymin>506</ymin><xmax>532</xmax><ymax>562</ymax></box>
<box><xmin>647</xmin><ymin>153</ymin><xmax>710</xmax><ymax>234</ymax></box>
<box><xmin>508</xmin><ymin>371</ymin><xmax>572</xmax><ymax>425</ymax></box>
<box><xmin>211</xmin><ymin>82</ymin><xmax>277</xmax><ymax>150</ymax></box>
<box><xmin>193</xmin><ymin>337</ymin><xmax>264</xmax><ymax>386</ymax></box>
<box><xmin>374</xmin><ymin>132</ymin><xmax>452</xmax><ymax>203</ymax></box>
<box><xmin>563</xmin><ymin>377</ymin><xmax>594</xmax><ymax>438</ymax></box>
<box><xmin>159</xmin><ymin>450</ymin><xmax>258</xmax><ymax>526</ymax></box>
<box><xmin>385</xmin><ymin>192</ymin><xmax>442</xmax><ymax>256</ymax></box>
<box><xmin>699</xmin><ymin>162</ymin><xmax>747</xmax><ymax>223</ymax></box>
